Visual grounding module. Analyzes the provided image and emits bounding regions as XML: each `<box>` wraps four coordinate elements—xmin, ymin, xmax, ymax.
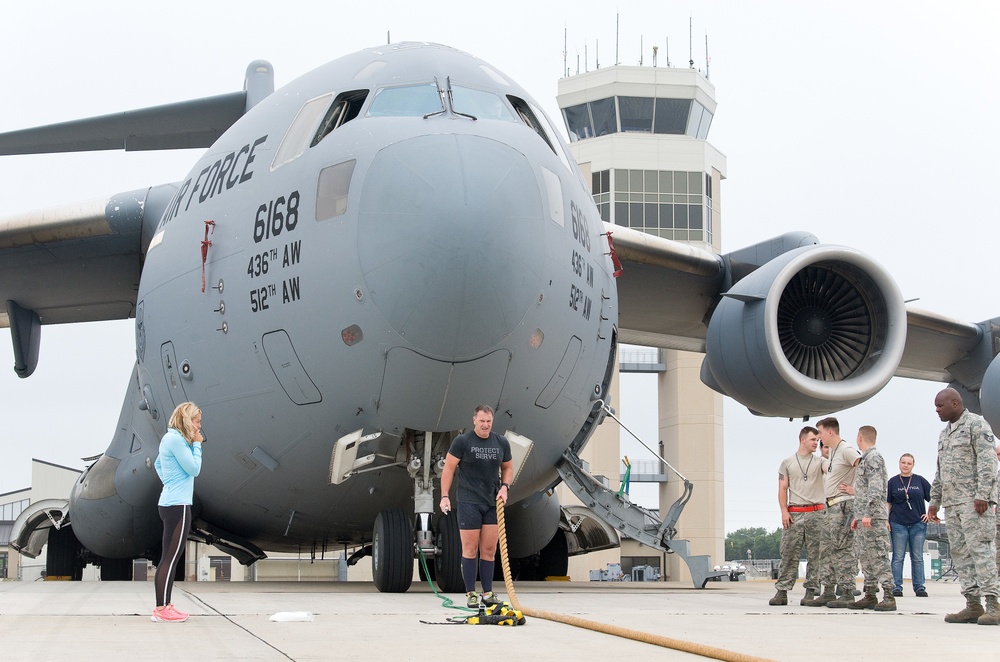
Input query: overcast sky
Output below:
<box><xmin>2</xmin><ymin>2</ymin><xmax>998</xmax><ymax>545</ymax></box>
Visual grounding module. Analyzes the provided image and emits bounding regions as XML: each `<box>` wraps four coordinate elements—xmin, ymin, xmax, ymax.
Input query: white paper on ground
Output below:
<box><xmin>269</xmin><ymin>611</ymin><xmax>315</xmax><ymax>622</ymax></box>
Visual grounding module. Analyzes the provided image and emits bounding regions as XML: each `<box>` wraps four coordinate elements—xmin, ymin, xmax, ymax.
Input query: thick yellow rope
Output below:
<box><xmin>495</xmin><ymin>498</ymin><xmax>777</xmax><ymax>662</ymax></box>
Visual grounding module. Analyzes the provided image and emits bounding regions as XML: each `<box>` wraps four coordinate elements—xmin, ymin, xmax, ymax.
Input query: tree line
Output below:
<box><xmin>725</xmin><ymin>527</ymin><xmax>785</xmax><ymax>561</ymax></box>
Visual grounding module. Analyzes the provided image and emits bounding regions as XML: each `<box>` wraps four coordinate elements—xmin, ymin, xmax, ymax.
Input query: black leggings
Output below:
<box><xmin>155</xmin><ymin>504</ymin><xmax>191</xmax><ymax>607</ymax></box>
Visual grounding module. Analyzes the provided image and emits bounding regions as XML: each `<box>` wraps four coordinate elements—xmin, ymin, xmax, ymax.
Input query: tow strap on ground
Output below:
<box><xmin>495</xmin><ymin>498</ymin><xmax>778</xmax><ymax>662</ymax></box>
<box><xmin>416</xmin><ymin>548</ymin><xmax>525</xmax><ymax>625</ymax></box>
<box><xmin>420</xmin><ymin>601</ymin><xmax>526</xmax><ymax>626</ymax></box>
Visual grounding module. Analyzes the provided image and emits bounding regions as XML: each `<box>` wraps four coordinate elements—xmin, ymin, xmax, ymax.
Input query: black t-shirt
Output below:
<box><xmin>447</xmin><ymin>430</ymin><xmax>512</xmax><ymax>506</ymax></box>
<box><xmin>887</xmin><ymin>473</ymin><xmax>932</xmax><ymax>525</ymax></box>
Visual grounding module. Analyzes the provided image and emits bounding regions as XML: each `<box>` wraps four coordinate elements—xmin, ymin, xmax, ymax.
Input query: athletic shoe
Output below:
<box><xmin>466</xmin><ymin>592</ymin><xmax>480</xmax><ymax>608</ymax></box>
<box><xmin>916</xmin><ymin>589</ymin><xmax>929</xmax><ymax>597</ymax></box>
<box><xmin>151</xmin><ymin>605</ymin><xmax>188</xmax><ymax>623</ymax></box>
<box><xmin>481</xmin><ymin>591</ymin><xmax>503</xmax><ymax>606</ymax></box>
<box><xmin>165</xmin><ymin>604</ymin><xmax>189</xmax><ymax>619</ymax></box>
<box><xmin>892</xmin><ymin>588</ymin><xmax>903</xmax><ymax>597</ymax></box>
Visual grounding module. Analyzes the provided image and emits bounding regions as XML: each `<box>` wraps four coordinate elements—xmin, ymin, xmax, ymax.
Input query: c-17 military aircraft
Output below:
<box><xmin>3</xmin><ymin>42</ymin><xmax>999</xmax><ymax>591</ymax></box>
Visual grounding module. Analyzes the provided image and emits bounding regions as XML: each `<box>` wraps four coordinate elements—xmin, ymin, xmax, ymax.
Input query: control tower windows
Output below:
<box><xmin>592</xmin><ymin>170</ymin><xmax>610</xmax><ymax>222</ymax></box>
<box><xmin>595</xmin><ymin>169</ymin><xmax>712</xmax><ymax>244</ymax></box>
<box><xmin>687</xmin><ymin>102</ymin><xmax>714</xmax><ymax>140</ymax></box>
<box><xmin>561</xmin><ymin>96</ymin><xmax>713</xmax><ymax>141</ymax></box>
<box><xmin>564</xmin><ymin>103</ymin><xmax>594</xmax><ymax>141</ymax></box>
<box><xmin>653</xmin><ymin>99</ymin><xmax>690</xmax><ymax>134</ymax></box>
<box><xmin>619</xmin><ymin>97</ymin><xmax>653</xmax><ymax>132</ymax></box>
<box><xmin>590</xmin><ymin>98</ymin><xmax>617</xmax><ymax>137</ymax></box>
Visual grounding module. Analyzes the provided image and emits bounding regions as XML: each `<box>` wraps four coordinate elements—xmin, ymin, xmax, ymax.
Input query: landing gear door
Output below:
<box><xmin>160</xmin><ymin>342</ymin><xmax>188</xmax><ymax>409</ymax></box>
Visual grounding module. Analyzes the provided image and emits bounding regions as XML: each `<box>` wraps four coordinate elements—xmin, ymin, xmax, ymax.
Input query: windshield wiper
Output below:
<box><xmin>446</xmin><ymin>77</ymin><xmax>477</xmax><ymax>121</ymax></box>
<box><xmin>423</xmin><ymin>77</ymin><xmax>447</xmax><ymax>119</ymax></box>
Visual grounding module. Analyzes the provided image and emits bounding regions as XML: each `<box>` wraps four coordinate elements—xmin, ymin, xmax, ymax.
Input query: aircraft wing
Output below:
<box><xmin>0</xmin><ymin>183</ymin><xmax>187</xmax><ymax>329</ymax></box>
<box><xmin>0</xmin><ymin>62</ymin><xmax>275</xmax><ymax>376</ymax></box>
<box><xmin>0</xmin><ymin>93</ymin><xmax>246</xmax><ymax>154</ymax></box>
<box><xmin>896</xmin><ymin>308</ymin><xmax>983</xmax><ymax>382</ymax></box>
<box><xmin>608</xmin><ymin>223</ymin><xmax>723</xmax><ymax>352</ymax></box>
<box><xmin>0</xmin><ymin>60</ymin><xmax>272</xmax><ymax>155</ymax></box>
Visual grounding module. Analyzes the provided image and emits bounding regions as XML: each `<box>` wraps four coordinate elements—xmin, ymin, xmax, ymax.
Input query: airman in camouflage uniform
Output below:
<box><xmin>804</xmin><ymin>417</ymin><xmax>861</xmax><ymax>607</ymax></box>
<box><xmin>769</xmin><ymin>426</ymin><xmax>826</xmax><ymax>606</ymax></box>
<box><xmin>928</xmin><ymin>388</ymin><xmax>999</xmax><ymax>625</ymax></box>
<box><xmin>996</xmin><ymin>445</ymin><xmax>1000</xmax><ymax>573</ymax></box>
<box><xmin>847</xmin><ymin>426</ymin><xmax>895</xmax><ymax>611</ymax></box>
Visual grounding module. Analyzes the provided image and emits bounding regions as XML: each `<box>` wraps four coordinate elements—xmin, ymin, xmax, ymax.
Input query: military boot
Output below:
<box><xmin>848</xmin><ymin>590</ymin><xmax>878</xmax><ymax>610</ymax></box>
<box><xmin>768</xmin><ymin>589</ymin><xmax>788</xmax><ymax>606</ymax></box>
<box><xmin>977</xmin><ymin>595</ymin><xmax>1000</xmax><ymax>625</ymax></box>
<box><xmin>799</xmin><ymin>589</ymin><xmax>816</xmax><ymax>606</ymax></box>
<box><xmin>804</xmin><ymin>586</ymin><xmax>837</xmax><ymax>607</ymax></box>
<box><xmin>945</xmin><ymin>595</ymin><xmax>984</xmax><ymax>623</ymax></box>
<box><xmin>874</xmin><ymin>589</ymin><xmax>897</xmax><ymax>612</ymax></box>
<box><xmin>825</xmin><ymin>595</ymin><xmax>854</xmax><ymax>608</ymax></box>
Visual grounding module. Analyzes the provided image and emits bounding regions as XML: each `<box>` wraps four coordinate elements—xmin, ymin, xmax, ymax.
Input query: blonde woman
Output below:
<box><xmin>151</xmin><ymin>402</ymin><xmax>204</xmax><ymax>623</ymax></box>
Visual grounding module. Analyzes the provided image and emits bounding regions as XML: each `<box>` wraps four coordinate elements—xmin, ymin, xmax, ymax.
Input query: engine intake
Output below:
<box><xmin>702</xmin><ymin>245</ymin><xmax>906</xmax><ymax>417</ymax></box>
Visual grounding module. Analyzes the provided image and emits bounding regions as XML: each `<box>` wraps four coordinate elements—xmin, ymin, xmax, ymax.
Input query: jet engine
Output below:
<box><xmin>701</xmin><ymin>245</ymin><xmax>907</xmax><ymax>417</ymax></box>
<box><xmin>980</xmin><ymin>353</ymin><xmax>1000</xmax><ymax>432</ymax></box>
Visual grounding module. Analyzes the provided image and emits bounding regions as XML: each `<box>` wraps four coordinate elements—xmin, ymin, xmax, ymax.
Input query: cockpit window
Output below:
<box><xmin>451</xmin><ymin>86</ymin><xmax>516</xmax><ymax>121</ymax></box>
<box><xmin>272</xmin><ymin>93</ymin><xmax>333</xmax><ymax>170</ymax></box>
<box><xmin>507</xmin><ymin>95</ymin><xmax>556</xmax><ymax>154</ymax></box>
<box><xmin>312</xmin><ymin>89</ymin><xmax>369</xmax><ymax>147</ymax></box>
<box><xmin>367</xmin><ymin>83</ymin><xmax>443</xmax><ymax>117</ymax></box>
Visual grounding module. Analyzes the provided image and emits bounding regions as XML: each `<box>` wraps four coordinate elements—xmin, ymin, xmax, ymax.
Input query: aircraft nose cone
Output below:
<box><xmin>357</xmin><ymin>134</ymin><xmax>545</xmax><ymax>359</ymax></box>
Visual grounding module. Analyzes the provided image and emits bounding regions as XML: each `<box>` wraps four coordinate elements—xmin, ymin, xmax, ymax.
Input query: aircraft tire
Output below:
<box><xmin>372</xmin><ymin>508</ymin><xmax>414</xmax><ymax>593</ymax></box>
<box><xmin>434</xmin><ymin>511</ymin><xmax>464</xmax><ymax>593</ymax></box>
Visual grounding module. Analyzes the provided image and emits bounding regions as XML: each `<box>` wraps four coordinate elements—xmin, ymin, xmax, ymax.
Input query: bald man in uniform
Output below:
<box><xmin>928</xmin><ymin>388</ymin><xmax>999</xmax><ymax>625</ymax></box>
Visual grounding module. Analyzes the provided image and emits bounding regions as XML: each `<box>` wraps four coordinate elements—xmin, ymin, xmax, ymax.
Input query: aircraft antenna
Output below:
<box><xmin>563</xmin><ymin>26</ymin><xmax>568</xmax><ymax>78</ymax></box>
<box><xmin>705</xmin><ymin>33</ymin><xmax>710</xmax><ymax>79</ymax></box>
<box><xmin>615</xmin><ymin>13</ymin><xmax>620</xmax><ymax>65</ymax></box>
<box><xmin>689</xmin><ymin>16</ymin><xmax>694</xmax><ymax>68</ymax></box>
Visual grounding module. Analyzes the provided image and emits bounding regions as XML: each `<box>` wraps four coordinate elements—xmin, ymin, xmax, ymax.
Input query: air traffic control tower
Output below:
<box><xmin>556</xmin><ymin>58</ymin><xmax>727</xmax><ymax>582</ymax></box>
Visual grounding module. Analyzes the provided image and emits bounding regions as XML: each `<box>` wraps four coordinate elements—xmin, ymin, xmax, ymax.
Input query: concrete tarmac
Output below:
<box><xmin>0</xmin><ymin>577</ymin><xmax>992</xmax><ymax>661</ymax></box>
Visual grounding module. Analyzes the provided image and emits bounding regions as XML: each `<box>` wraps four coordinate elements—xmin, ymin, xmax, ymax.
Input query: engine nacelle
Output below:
<box><xmin>980</xmin><ymin>353</ymin><xmax>1000</xmax><ymax>432</ymax></box>
<box><xmin>503</xmin><ymin>490</ymin><xmax>562</xmax><ymax>559</ymax></box>
<box><xmin>702</xmin><ymin>245</ymin><xmax>907</xmax><ymax>417</ymax></box>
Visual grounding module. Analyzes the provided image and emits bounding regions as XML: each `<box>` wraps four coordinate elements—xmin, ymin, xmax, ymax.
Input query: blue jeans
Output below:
<box><xmin>890</xmin><ymin>521</ymin><xmax>927</xmax><ymax>592</ymax></box>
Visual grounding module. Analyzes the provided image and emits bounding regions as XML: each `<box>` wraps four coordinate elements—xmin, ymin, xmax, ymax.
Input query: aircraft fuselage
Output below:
<box><xmin>127</xmin><ymin>43</ymin><xmax>617</xmax><ymax>554</ymax></box>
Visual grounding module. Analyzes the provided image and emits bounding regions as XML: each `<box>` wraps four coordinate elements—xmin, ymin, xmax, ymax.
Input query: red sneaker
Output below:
<box><xmin>165</xmin><ymin>604</ymin><xmax>189</xmax><ymax>620</ymax></box>
<box><xmin>151</xmin><ymin>605</ymin><xmax>188</xmax><ymax>622</ymax></box>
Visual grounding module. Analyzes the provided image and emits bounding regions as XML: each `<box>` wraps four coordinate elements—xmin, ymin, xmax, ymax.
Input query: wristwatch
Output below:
<box><xmin>501</xmin><ymin>483</ymin><xmax>510</xmax><ymax>489</ymax></box>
